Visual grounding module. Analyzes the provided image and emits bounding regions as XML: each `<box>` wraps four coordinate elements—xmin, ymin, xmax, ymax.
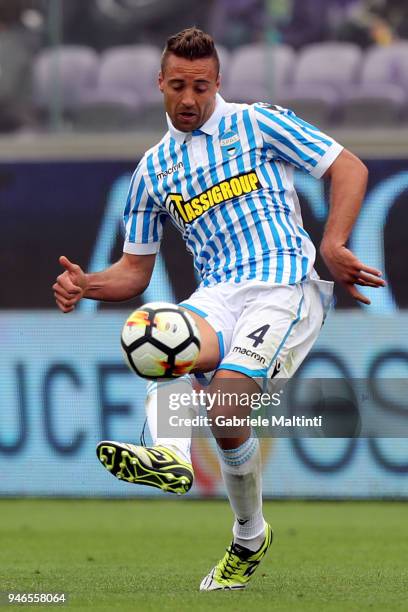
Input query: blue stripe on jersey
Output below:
<box><xmin>205</xmin><ymin>130</ymin><xmax>240</xmax><ymax>285</ymax></box>
<box><xmin>144</xmin><ymin>154</ymin><xmax>167</xmax><ymax>243</ymax></box>
<box><xmin>301</xmin><ymin>254</ymin><xmax>308</xmax><ymax>280</ymax></box>
<box><xmin>168</xmin><ymin>137</ymin><xmax>192</xmax><ymax>234</ymax></box>
<box><xmin>180</xmin><ymin>143</ymin><xmax>194</xmax><ymax>196</ymax></box>
<box><xmin>180</xmin><ymin>141</ymin><xmax>219</xmax><ymax>279</ymax></box>
<box><xmin>154</xmin><ymin>143</ymin><xmax>171</xmax><ymax>243</ymax></box>
<box><xmin>129</xmin><ymin>175</ymin><xmax>151</xmax><ymax>243</ymax></box>
<box><xmin>123</xmin><ymin>169</ymin><xmax>138</xmax><ymax>226</ymax></box>
<box><xmin>234</xmin><ymin>111</ymin><xmax>270</xmax><ymax>281</ymax></box>
<box><xmin>266</xmin><ymin>160</ymin><xmax>304</xmax><ymax>265</ymax></box>
<box><xmin>257</xmin><ymin>126</ymin><xmax>307</xmax><ymax>168</ymax></box>
<box><xmin>244</xmin><ymin>110</ymin><xmax>288</xmax><ymax>284</ymax></box>
<box><xmin>221</xmin><ymin>115</ymin><xmax>257</xmax><ymax>282</ymax></box>
<box><xmin>271</xmin><ymin>111</ymin><xmax>331</xmax><ymax>151</ymax></box>
<box><xmin>268</xmin><ymin>162</ymin><xmax>298</xmax><ymax>284</ymax></box>
<box><xmin>195</xmin><ymin>163</ymin><xmax>222</xmax><ymax>284</ymax></box>
<box><xmin>151</xmin><ymin>213</ymin><xmax>163</xmax><ymax>242</ymax></box>
<box><xmin>261</xmin><ymin>149</ymin><xmax>303</xmax><ymax>282</ymax></box>
<box><xmin>198</xmin><ymin>182</ymin><xmax>233</xmax><ymax>282</ymax></box>
<box><xmin>157</xmin><ymin>142</ymin><xmax>169</xmax><ymax>193</ymax></box>
<box><xmin>257</xmin><ymin>148</ymin><xmax>284</xmax><ymax>282</ymax></box>
<box><xmin>255</xmin><ymin>106</ymin><xmax>326</xmax><ymax>158</ymax></box>
<box><xmin>288</xmin><ymin>113</ymin><xmax>333</xmax><ymax>146</ymax></box>
<box><xmin>195</xmin><ymin>160</ymin><xmax>231</xmax><ymax>279</ymax></box>
<box><xmin>146</xmin><ymin>153</ymin><xmax>162</xmax><ymax>201</ymax></box>
<box><xmin>168</xmin><ymin>138</ymin><xmax>206</xmax><ymax>274</ymax></box>
<box><xmin>259</xmin><ymin>149</ymin><xmax>300</xmax><ymax>284</ymax></box>
<box><xmin>298</xmin><ymin>225</ymin><xmax>311</xmax><ymax>241</ymax></box>
<box><xmin>256</xmin><ymin>119</ymin><xmax>319</xmax><ymax>169</ymax></box>
<box><xmin>205</xmin><ymin>133</ymin><xmax>219</xmax><ymax>184</ymax></box>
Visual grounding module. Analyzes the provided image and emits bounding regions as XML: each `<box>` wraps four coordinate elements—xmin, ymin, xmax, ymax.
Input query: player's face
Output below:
<box><xmin>159</xmin><ymin>54</ymin><xmax>220</xmax><ymax>132</ymax></box>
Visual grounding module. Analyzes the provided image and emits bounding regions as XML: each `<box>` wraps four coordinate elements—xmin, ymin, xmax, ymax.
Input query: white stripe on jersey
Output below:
<box><xmin>123</xmin><ymin>95</ymin><xmax>343</xmax><ymax>286</ymax></box>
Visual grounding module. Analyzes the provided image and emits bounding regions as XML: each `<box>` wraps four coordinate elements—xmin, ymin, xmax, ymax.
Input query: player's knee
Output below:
<box><xmin>181</xmin><ymin>308</ymin><xmax>220</xmax><ymax>371</ymax></box>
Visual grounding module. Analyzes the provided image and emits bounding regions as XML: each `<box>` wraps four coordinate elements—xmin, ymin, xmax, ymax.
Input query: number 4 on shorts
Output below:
<box><xmin>247</xmin><ymin>324</ymin><xmax>270</xmax><ymax>348</ymax></box>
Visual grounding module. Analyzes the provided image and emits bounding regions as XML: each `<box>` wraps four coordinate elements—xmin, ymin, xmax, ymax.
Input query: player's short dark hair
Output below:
<box><xmin>161</xmin><ymin>27</ymin><xmax>220</xmax><ymax>75</ymax></box>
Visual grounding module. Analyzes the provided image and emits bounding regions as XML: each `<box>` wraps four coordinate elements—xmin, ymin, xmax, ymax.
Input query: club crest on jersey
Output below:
<box><xmin>220</xmin><ymin>130</ymin><xmax>242</xmax><ymax>158</ymax></box>
<box><xmin>164</xmin><ymin>171</ymin><xmax>260</xmax><ymax>225</ymax></box>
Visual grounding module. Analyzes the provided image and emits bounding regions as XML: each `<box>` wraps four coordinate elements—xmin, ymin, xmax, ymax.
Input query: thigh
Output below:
<box><xmin>218</xmin><ymin>281</ymin><xmax>327</xmax><ymax>384</ymax></box>
<box><xmin>179</xmin><ymin>284</ymin><xmax>237</xmax><ymax>373</ymax></box>
<box><xmin>180</xmin><ymin>308</ymin><xmax>220</xmax><ymax>372</ymax></box>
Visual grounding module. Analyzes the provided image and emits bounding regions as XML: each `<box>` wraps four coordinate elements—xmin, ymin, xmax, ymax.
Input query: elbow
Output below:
<box><xmin>120</xmin><ymin>279</ymin><xmax>150</xmax><ymax>301</ymax></box>
<box><xmin>137</xmin><ymin>281</ymin><xmax>150</xmax><ymax>296</ymax></box>
<box><xmin>133</xmin><ymin>274</ymin><xmax>151</xmax><ymax>298</ymax></box>
<box><xmin>357</xmin><ymin>157</ymin><xmax>369</xmax><ymax>183</ymax></box>
<box><xmin>125</xmin><ymin>280</ymin><xmax>149</xmax><ymax>300</ymax></box>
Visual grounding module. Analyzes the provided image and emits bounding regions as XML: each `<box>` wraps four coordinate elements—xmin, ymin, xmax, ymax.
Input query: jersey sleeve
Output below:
<box><xmin>123</xmin><ymin>160</ymin><xmax>166</xmax><ymax>255</ymax></box>
<box><xmin>253</xmin><ymin>103</ymin><xmax>343</xmax><ymax>178</ymax></box>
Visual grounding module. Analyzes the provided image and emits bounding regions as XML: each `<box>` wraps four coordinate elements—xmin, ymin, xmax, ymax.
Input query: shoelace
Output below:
<box><xmin>218</xmin><ymin>547</ymin><xmax>246</xmax><ymax>579</ymax></box>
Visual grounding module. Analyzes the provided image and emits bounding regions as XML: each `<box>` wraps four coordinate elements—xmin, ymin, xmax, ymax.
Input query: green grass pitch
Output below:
<box><xmin>0</xmin><ymin>499</ymin><xmax>406</xmax><ymax>611</ymax></box>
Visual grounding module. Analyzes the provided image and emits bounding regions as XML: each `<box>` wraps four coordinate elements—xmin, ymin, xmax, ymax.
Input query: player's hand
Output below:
<box><xmin>53</xmin><ymin>255</ymin><xmax>87</xmax><ymax>313</ymax></box>
<box><xmin>320</xmin><ymin>242</ymin><xmax>386</xmax><ymax>305</ymax></box>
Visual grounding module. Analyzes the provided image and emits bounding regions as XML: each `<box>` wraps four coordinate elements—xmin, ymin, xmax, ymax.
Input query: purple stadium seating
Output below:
<box><xmin>32</xmin><ymin>40</ymin><xmax>408</xmax><ymax>130</ymax></box>
<box><xmin>293</xmin><ymin>42</ymin><xmax>362</xmax><ymax>93</ymax></box>
<box><xmin>73</xmin><ymin>44</ymin><xmax>162</xmax><ymax>131</ymax></box>
<box><xmin>224</xmin><ymin>44</ymin><xmax>296</xmax><ymax>102</ymax></box>
<box><xmin>340</xmin><ymin>43</ymin><xmax>408</xmax><ymax>126</ymax></box>
<box><xmin>276</xmin><ymin>42</ymin><xmax>362</xmax><ymax>125</ymax></box>
<box><xmin>91</xmin><ymin>44</ymin><xmax>162</xmax><ymax>106</ymax></box>
<box><xmin>360</xmin><ymin>43</ymin><xmax>408</xmax><ymax>90</ymax></box>
<box><xmin>215</xmin><ymin>44</ymin><xmax>231</xmax><ymax>92</ymax></box>
<box><xmin>276</xmin><ymin>84</ymin><xmax>340</xmax><ymax>127</ymax></box>
<box><xmin>33</xmin><ymin>46</ymin><xmax>99</xmax><ymax>111</ymax></box>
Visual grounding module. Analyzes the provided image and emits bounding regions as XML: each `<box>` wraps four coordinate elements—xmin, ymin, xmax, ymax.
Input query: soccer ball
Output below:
<box><xmin>121</xmin><ymin>302</ymin><xmax>201</xmax><ymax>379</ymax></box>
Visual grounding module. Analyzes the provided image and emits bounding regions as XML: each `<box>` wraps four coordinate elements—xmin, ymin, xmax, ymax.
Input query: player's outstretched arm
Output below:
<box><xmin>320</xmin><ymin>149</ymin><xmax>386</xmax><ymax>305</ymax></box>
<box><xmin>53</xmin><ymin>253</ymin><xmax>156</xmax><ymax>313</ymax></box>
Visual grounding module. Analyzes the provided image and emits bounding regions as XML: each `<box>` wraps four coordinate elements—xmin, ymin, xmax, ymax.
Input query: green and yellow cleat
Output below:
<box><xmin>200</xmin><ymin>523</ymin><xmax>273</xmax><ymax>591</ymax></box>
<box><xmin>96</xmin><ymin>441</ymin><xmax>194</xmax><ymax>495</ymax></box>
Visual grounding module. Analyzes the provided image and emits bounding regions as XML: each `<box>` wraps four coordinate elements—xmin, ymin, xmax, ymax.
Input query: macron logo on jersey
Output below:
<box><xmin>156</xmin><ymin>161</ymin><xmax>184</xmax><ymax>180</ymax></box>
<box><xmin>165</xmin><ymin>171</ymin><xmax>260</xmax><ymax>225</ymax></box>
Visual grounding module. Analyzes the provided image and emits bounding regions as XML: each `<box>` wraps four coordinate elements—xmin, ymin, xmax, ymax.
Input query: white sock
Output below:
<box><xmin>145</xmin><ymin>376</ymin><xmax>196</xmax><ymax>463</ymax></box>
<box><xmin>217</xmin><ymin>437</ymin><xmax>266</xmax><ymax>552</ymax></box>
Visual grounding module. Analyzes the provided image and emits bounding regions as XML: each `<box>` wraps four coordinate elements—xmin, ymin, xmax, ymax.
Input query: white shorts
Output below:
<box><xmin>179</xmin><ymin>278</ymin><xmax>333</xmax><ymax>387</ymax></box>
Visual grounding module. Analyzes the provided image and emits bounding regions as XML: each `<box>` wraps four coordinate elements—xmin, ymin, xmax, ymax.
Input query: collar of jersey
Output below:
<box><xmin>166</xmin><ymin>93</ymin><xmax>229</xmax><ymax>143</ymax></box>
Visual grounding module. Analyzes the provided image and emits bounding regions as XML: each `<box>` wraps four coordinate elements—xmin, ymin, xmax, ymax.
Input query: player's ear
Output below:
<box><xmin>216</xmin><ymin>72</ymin><xmax>221</xmax><ymax>91</ymax></box>
<box><xmin>158</xmin><ymin>71</ymin><xmax>164</xmax><ymax>93</ymax></box>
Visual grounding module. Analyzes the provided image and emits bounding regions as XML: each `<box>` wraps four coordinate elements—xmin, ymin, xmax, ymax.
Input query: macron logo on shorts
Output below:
<box><xmin>232</xmin><ymin>345</ymin><xmax>266</xmax><ymax>365</ymax></box>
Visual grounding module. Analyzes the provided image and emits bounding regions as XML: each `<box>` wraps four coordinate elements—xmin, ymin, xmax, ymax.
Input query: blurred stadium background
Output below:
<box><xmin>1</xmin><ymin>1</ymin><xmax>408</xmax><ymax>608</ymax></box>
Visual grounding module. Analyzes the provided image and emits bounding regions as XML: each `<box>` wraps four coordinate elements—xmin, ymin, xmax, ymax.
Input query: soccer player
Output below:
<box><xmin>53</xmin><ymin>27</ymin><xmax>385</xmax><ymax>591</ymax></box>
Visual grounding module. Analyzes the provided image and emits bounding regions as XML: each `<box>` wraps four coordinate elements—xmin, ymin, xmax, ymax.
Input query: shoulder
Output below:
<box><xmin>252</xmin><ymin>102</ymin><xmax>292</xmax><ymax>118</ymax></box>
<box><xmin>222</xmin><ymin>99</ymin><xmax>260</xmax><ymax>119</ymax></box>
<box><xmin>223</xmin><ymin>100</ymin><xmax>294</xmax><ymax>127</ymax></box>
<box><xmin>250</xmin><ymin>102</ymin><xmax>305</xmax><ymax>135</ymax></box>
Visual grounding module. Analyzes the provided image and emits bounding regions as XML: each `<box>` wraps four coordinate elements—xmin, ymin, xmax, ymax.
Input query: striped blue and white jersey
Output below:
<box><xmin>123</xmin><ymin>94</ymin><xmax>343</xmax><ymax>287</ymax></box>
